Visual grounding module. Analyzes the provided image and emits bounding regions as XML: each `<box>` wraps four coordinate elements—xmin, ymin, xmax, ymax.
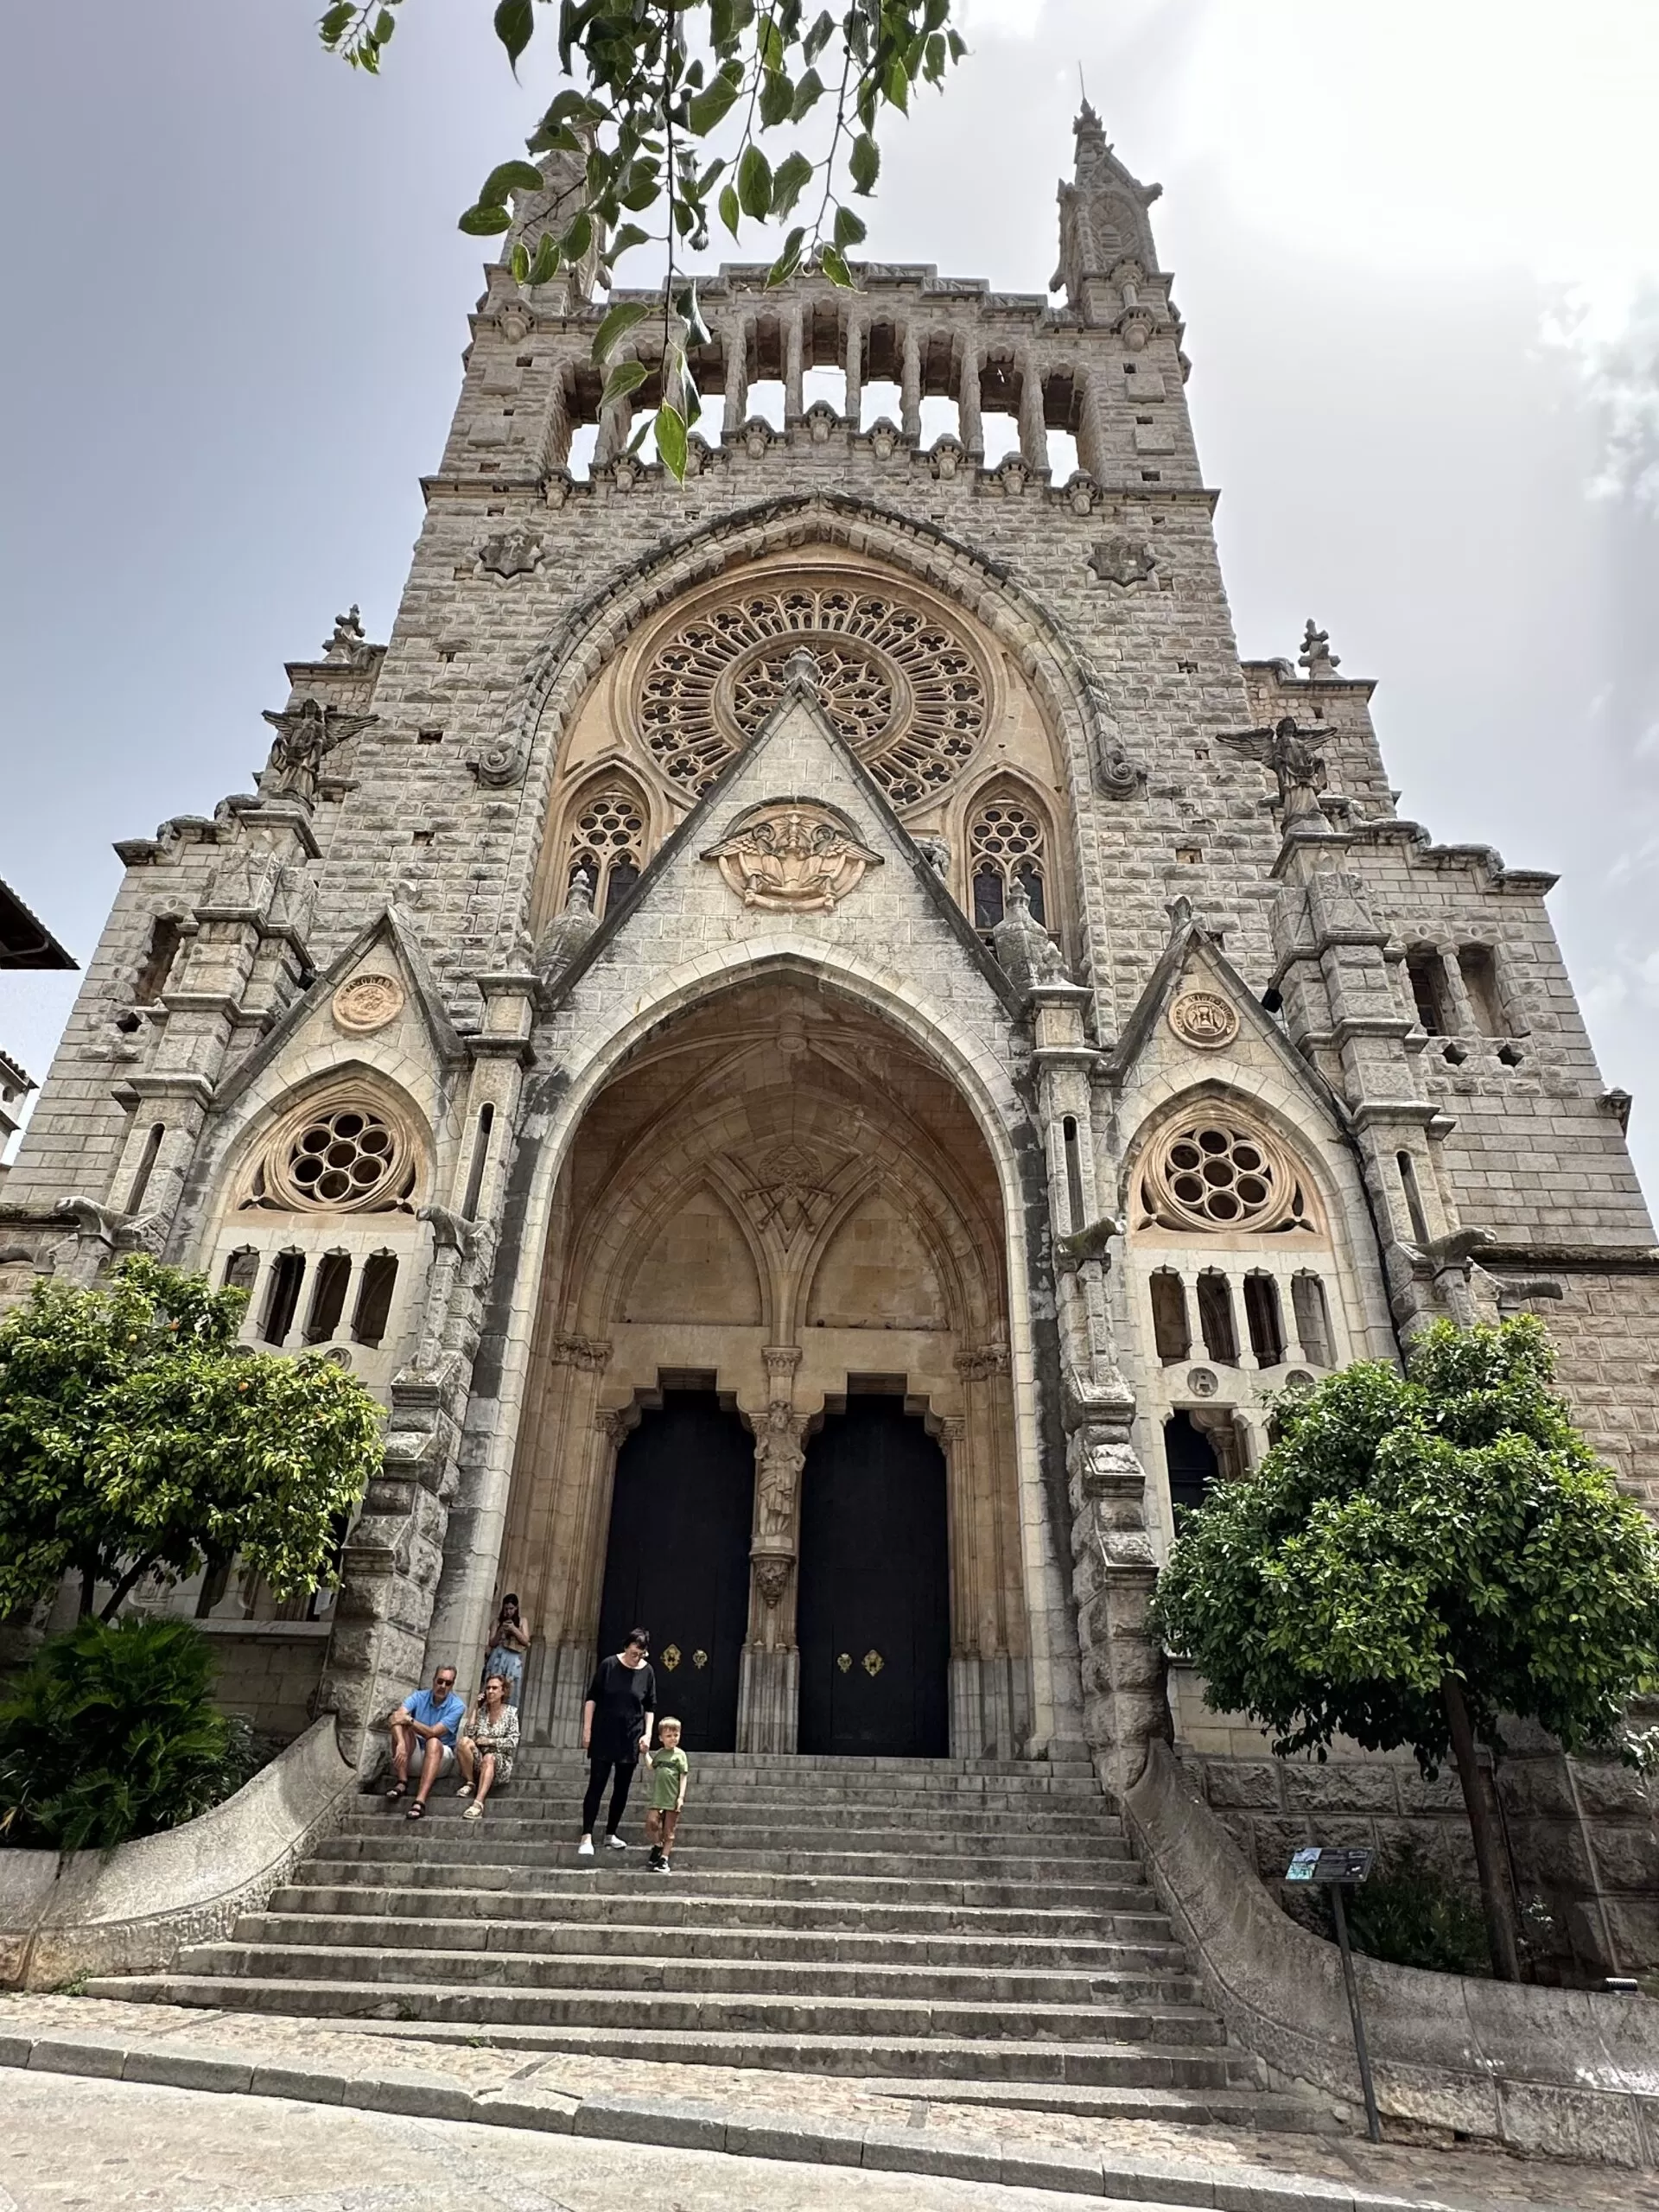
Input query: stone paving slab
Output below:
<box><xmin>0</xmin><ymin>1994</ymin><xmax>1650</xmax><ymax>2209</ymax></box>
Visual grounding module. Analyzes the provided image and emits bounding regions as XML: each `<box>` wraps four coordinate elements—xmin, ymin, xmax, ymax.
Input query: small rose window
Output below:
<box><xmin>1141</xmin><ymin>1119</ymin><xmax>1313</xmax><ymax>1236</ymax></box>
<box><xmin>252</xmin><ymin>1096</ymin><xmax>418</xmax><ymax>1213</ymax></box>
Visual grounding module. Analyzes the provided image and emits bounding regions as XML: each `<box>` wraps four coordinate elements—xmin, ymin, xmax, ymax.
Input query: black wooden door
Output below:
<box><xmin>595</xmin><ymin>1389</ymin><xmax>753</xmax><ymax>1752</ymax></box>
<box><xmin>797</xmin><ymin>1396</ymin><xmax>950</xmax><ymax>1757</ymax></box>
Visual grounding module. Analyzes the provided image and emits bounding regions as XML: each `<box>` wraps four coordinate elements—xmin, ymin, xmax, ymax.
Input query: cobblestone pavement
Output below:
<box><xmin>5</xmin><ymin>1994</ymin><xmax>1656</xmax><ymax>2211</ymax></box>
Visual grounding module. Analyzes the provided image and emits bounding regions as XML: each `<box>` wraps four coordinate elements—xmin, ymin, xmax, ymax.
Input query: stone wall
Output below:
<box><xmin>200</xmin><ymin>1620</ymin><xmax>329</xmax><ymax>1744</ymax></box>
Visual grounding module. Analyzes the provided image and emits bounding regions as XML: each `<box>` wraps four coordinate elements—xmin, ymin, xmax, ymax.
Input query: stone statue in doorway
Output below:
<box><xmin>755</xmin><ymin>1399</ymin><xmax>805</xmax><ymax>1535</ymax></box>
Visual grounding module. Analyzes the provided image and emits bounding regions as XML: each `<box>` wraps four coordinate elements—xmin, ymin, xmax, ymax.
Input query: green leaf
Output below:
<box><xmin>886</xmin><ymin>57</ymin><xmax>910</xmax><ymax>110</ymax></box>
<box><xmin>591</xmin><ymin>299</ymin><xmax>653</xmax><ymax>363</ymax></box>
<box><xmin>687</xmin><ymin>72</ymin><xmax>741</xmax><ymax>136</ymax></box>
<box><xmin>791</xmin><ymin>67</ymin><xmax>825</xmax><ymax>121</ymax></box>
<box><xmin>608</xmin><ymin>221</ymin><xmax>650</xmax><ymax>260</ymax></box>
<box><xmin>674</xmin><ymin>281</ymin><xmax>712</xmax><ymax>348</ymax></box>
<box><xmin>479</xmin><ymin>159</ymin><xmax>545</xmax><ymax>207</ymax></box>
<box><xmin>718</xmin><ymin>181</ymin><xmax>741</xmax><ymax>237</ymax></box>
<box><xmin>493</xmin><ymin>0</ymin><xmax>534</xmax><ymax>73</ymax></box>
<box><xmin>766</xmin><ymin>224</ymin><xmax>806</xmax><ymax>287</ymax></box>
<box><xmin>832</xmin><ymin>202</ymin><xmax>867</xmax><ymax>248</ymax></box>
<box><xmin>372</xmin><ymin>10</ymin><xmax>396</xmax><ymax>43</ymax></box>
<box><xmin>802</xmin><ymin>9</ymin><xmax>835</xmax><ymax>62</ymax></box>
<box><xmin>459</xmin><ymin>202</ymin><xmax>514</xmax><ymax>237</ymax></box>
<box><xmin>655</xmin><ymin>401</ymin><xmax>689</xmax><ymax>482</ymax></box>
<box><xmin>771</xmin><ymin>149</ymin><xmax>814</xmax><ymax>219</ymax></box>
<box><xmin>561</xmin><ymin>208</ymin><xmax>593</xmax><ymax>261</ymax></box>
<box><xmin>601</xmin><ymin>359</ymin><xmax>649</xmax><ymax>408</ymax></box>
<box><xmin>525</xmin><ymin>233</ymin><xmax>562</xmax><ymax>285</ymax></box>
<box><xmin>319</xmin><ymin>3</ymin><xmax>354</xmax><ymax>47</ymax></box>
<box><xmin>737</xmin><ymin>143</ymin><xmax>773</xmax><ymax>220</ymax></box>
<box><xmin>821</xmin><ymin>244</ymin><xmax>853</xmax><ymax>289</ymax></box>
<box><xmin>849</xmin><ymin>133</ymin><xmax>880</xmax><ymax>194</ymax></box>
<box><xmin>759</xmin><ymin>69</ymin><xmax>793</xmax><ymax>129</ymax></box>
<box><xmin>510</xmin><ymin>242</ymin><xmax>531</xmax><ymax>283</ymax></box>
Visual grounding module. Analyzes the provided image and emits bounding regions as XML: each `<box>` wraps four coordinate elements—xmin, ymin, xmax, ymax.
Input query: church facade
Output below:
<box><xmin>5</xmin><ymin>111</ymin><xmax>1656</xmax><ymax>1975</ymax></box>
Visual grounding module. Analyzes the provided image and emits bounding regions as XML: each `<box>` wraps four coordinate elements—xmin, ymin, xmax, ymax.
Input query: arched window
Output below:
<box><xmin>1243</xmin><ymin>1272</ymin><xmax>1286</xmax><ymax>1366</ymax></box>
<box><xmin>1149</xmin><ymin>1270</ymin><xmax>1191</xmax><ymax>1363</ymax></box>
<box><xmin>1195</xmin><ymin>1272</ymin><xmax>1238</xmax><ymax>1364</ymax></box>
<box><xmin>564</xmin><ymin>782</ymin><xmax>647</xmax><ymax>917</ymax></box>
<box><xmin>1292</xmin><ymin>1273</ymin><xmax>1334</xmax><ymax>1367</ymax></box>
<box><xmin>1164</xmin><ymin>1413</ymin><xmax>1220</xmax><ymax>1522</ymax></box>
<box><xmin>968</xmin><ymin>791</ymin><xmax>1048</xmax><ymax>931</ymax></box>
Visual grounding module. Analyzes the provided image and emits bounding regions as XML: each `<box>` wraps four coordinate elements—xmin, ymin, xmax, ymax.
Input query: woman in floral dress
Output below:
<box><xmin>456</xmin><ymin>1671</ymin><xmax>518</xmax><ymax>1820</ymax></box>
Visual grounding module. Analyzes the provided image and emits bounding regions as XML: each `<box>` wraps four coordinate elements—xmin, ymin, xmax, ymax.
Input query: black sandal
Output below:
<box><xmin>385</xmin><ymin>1782</ymin><xmax>407</xmax><ymax>1802</ymax></box>
<box><xmin>406</xmin><ymin>1801</ymin><xmax>425</xmax><ymax>1820</ymax></box>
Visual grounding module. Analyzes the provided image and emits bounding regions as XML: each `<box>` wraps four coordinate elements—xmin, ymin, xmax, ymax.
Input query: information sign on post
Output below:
<box><xmin>1285</xmin><ymin>1845</ymin><xmax>1381</xmax><ymax>2142</ymax></box>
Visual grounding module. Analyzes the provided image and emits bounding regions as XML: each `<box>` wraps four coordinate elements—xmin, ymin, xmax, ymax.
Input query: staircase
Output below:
<box><xmin>86</xmin><ymin>1751</ymin><xmax>1307</xmax><ymax>2126</ymax></box>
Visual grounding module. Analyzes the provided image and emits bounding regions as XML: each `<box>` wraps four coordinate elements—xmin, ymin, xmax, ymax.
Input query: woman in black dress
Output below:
<box><xmin>576</xmin><ymin>1626</ymin><xmax>656</xmax><ymax>1857</ymax></box>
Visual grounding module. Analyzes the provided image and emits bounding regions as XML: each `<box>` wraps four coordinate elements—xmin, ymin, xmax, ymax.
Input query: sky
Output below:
<box><xmin>3</xmin><ymin>0</ymin><xmax>1657</xmax><ymax>1204</ymax></box>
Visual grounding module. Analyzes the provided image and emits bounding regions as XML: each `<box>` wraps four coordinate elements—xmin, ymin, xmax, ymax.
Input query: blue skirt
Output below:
<box><xmin>485</xmin><ymin>1648</ymin><xmax>524</xmax><ymax>1705</ymax></box>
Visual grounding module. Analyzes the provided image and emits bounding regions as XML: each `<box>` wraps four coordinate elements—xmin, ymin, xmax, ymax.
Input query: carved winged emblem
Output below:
<box><xmin>703</xmin><ymin>800</ymin><xmax>881</xmax><ymax>912</ymax></box>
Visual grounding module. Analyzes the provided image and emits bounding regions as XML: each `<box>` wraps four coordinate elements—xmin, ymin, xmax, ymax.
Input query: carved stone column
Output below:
<box><xmin>737</xmin><ymin>1344</ymin><xmax>804</xmax><ymax>1753</ymax></box>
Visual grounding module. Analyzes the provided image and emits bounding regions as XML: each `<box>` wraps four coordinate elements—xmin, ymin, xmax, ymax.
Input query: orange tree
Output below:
<box><xmin>0</xmin><ymin>1255</ymin><xmax>382</xmax><ymax>1623</ymax></box>
<box><xmin>1152</xmin><ymin>1318</ymin><xmax>1659</xmax><ymax>1981</ymax></box>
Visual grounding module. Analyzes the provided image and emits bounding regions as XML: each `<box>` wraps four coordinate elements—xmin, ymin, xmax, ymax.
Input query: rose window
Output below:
<box><xmin>637</xmin><ymin>587</ymin><xmax>988</xmax><ymax>809</ymax></box>
<box><xmin>252</xmin><ymin>1099</ymin><xmax>417</xmax><ymax>1213</ymax></box>
<box><xmin>1140</xmin><ymin>1120</ymin><xmax>1313</xmax><ymax>1236</ymax></box>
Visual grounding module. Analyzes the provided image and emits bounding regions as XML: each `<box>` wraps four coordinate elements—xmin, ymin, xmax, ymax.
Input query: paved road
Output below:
<box><xmin>0</xmin><ymin>2072</ymin><xmax>1115</xmax><ymax>2212</ymax></box>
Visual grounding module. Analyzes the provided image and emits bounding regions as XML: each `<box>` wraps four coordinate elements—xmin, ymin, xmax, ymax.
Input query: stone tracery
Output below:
<box><xmin>1137</xmin><ymin>1114</ymin><xmax>1314</xmax><ymax>1237</ymax></box>
<box><xmin>637</xmin><ymin>587</ymin><xmax>988</xmax><ymax>808</ymax></box>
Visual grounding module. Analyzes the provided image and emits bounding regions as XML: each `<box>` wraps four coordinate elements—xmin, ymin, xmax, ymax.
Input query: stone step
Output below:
<box><xmin>298</xmin><ymin>1852</ymin><xmax>1159</xmax><ymax>1912</ymax></box>
<box><xmin>413</xmin><ymin>1772</ymin><xmax>1112</xmax><ymax>1805</ymax></box>
<box><xmin>321</xmin><ymin>1834</ymin><xmax>1135</xmax><ymax>1881</ymax></box>
<box><xmin>344</xmin><ymin>1808</ymin><xmax>1131</xmax><ymax>1857</ymax></box>
<box><xmin>272</xmin><ymin>1879</ymin><xmax>1175</xmax><ymax>1943</ymax></box>
<box><xmin>252</xmin><ymin>1903</ymin><xmax>1186</xmax><ymax>1969</ymax></box>
<box><xmin>192</xmin><ymin>1933</ymin><xmax>1204</xmax><ymax>2008</ymax></box>
<box><xmin>512</xmin><ymin>1754</ymin><xmax>1103</xmax><ymax>1780</ymax></box>
<box><xmin>355</xmin><ymin>1789</ymin><xmax>1120</xmax><ymax>1830</ymax></box>
<box><xmin>82</xmin><ymin>1975</ymin><xmax>1239</xmax><ymax>2086</ymax></box>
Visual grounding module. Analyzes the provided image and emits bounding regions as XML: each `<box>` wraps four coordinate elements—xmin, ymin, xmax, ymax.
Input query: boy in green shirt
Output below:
<box><xmin>643</xmin><ymin>1716</ymin><xmax>689</xmax><ymax>1873</ymax></box>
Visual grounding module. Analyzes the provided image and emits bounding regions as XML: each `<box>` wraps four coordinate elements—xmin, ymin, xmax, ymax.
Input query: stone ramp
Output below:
<box><xmin>84</xmin><ymin>1752</ymin><xmax>1315</xmax><ymax>2130</ymax></box>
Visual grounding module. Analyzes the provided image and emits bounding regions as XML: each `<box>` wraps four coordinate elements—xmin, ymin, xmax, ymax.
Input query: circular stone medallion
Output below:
<box><xmin>1168</xmin><ymin>989</ymin><xmax>1240</xmax><ymax>1050</ymax></box>
<box><xmin>332</xmin><ymin>972</ymin><xmax>405</xmax><ymax>1034</ymax></box>
<box><xmin>1187</xmin><ymin>1367</ymin><xmax>1219</xmax><ymax>1398</ymax></box>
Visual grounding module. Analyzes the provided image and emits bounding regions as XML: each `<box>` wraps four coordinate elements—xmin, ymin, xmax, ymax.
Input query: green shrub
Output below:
<box><xmin>1332</xmin><ymin>1840</ymin><xmax>1492</xmax><ymax>1977</ymax></box>
<box><xmin>0</xmin><ymin>1615</ymin><xmax>251</xmax><ymax>1853</ymax></box>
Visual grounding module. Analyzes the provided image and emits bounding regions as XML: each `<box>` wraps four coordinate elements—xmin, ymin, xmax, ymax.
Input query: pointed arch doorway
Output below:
<box><xmin>797</xmin><ymin>1391</ymin><xmax>950</xmax><ymax>1758</ymax></box>
<box><xmin>499</xmin><ymin>970</ymin><xmax>1039</xmax><ymax>1760</ymax></box>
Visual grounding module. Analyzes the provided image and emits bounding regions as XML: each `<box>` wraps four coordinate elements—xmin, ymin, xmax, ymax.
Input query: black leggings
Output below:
<box><xmin>582</xmin><ymin>1755</ymin><xmax>636</xmax><ymax>1836</ymax></box>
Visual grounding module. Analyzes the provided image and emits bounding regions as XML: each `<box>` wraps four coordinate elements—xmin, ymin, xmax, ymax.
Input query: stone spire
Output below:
<box><xmin>1052</xmin><ymin>104</ymin><xmax>1163</xmax><ymax>315</ymax></box>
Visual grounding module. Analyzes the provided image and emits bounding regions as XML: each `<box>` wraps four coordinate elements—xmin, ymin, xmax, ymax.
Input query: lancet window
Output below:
<box><xmin>565</xmin><ymin>782</ymin><xmax>647</xmax><ymax>916</ymax></box>
<box><xmin>968</xmin><ymin>793</ymin><xmax>1048</xmax><ymax>931</ymax></box>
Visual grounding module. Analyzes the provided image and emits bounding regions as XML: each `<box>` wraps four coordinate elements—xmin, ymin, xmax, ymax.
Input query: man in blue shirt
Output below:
<box><xmin>385</xmin><ymin>1664</ymin><xmax>466</xmax><ymax>1820</ymax></box>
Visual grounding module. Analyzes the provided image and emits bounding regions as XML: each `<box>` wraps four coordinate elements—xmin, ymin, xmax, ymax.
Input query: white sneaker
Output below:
<box><xmin>606</xmin><ymin>1834</ymin><xmax>629</xmax><ymax>1851</ymax></box>
<box><xmin>576</xmin><ymin>1837</ymin><xmax>594</xmax><ymax>1858</ymax></box>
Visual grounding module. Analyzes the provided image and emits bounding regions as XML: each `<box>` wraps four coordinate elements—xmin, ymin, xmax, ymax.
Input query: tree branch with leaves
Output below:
<box><xmin>321</xmin><ymin>0</ymin><xmax>965</xmax><ymax>477</ymax></box>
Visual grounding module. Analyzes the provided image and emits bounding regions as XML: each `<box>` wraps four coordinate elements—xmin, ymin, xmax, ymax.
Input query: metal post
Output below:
<box><xmin>1329</xmin><ymin>1883</ymin><xmax>1382</xmax><ymax>2143</ymax></box>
